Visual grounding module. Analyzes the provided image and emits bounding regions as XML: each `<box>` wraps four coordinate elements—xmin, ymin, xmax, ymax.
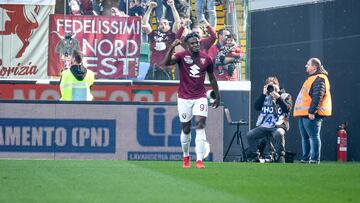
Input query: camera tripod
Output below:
<box><xmin>223</xmin><ymin>108</ymin><xmax>248</xmax><ymax>162</ymax></box>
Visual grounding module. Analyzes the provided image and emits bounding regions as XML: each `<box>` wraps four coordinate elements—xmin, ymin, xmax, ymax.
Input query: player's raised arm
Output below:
<box><xmin>163</xmin><ymin>39</ymin><xmax>182</xmax><ymax>66</ymax></box>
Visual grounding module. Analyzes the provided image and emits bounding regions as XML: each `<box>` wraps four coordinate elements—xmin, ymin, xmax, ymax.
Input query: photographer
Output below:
<box><xmin>246</xmin><ymin>76</ymin><xmax>292</xmax><ymax>163</ymax></box>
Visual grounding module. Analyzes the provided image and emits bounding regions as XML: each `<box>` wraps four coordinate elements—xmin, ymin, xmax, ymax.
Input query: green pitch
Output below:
<box><xmin>0</xmin><ymin>160</ymin><xmax>359</xmax><ymax>203</ymax></box>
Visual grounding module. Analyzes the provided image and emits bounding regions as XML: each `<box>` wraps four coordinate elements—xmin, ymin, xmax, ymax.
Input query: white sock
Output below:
<box><xmin>181</xmin><ymin>131</ymin><xmax>191</xmax><ymax>157</ymax></box>
<box><xmin>195</xmin><ymin>129</ymin><xmax>207</xmax><ymax>161</ymax></box>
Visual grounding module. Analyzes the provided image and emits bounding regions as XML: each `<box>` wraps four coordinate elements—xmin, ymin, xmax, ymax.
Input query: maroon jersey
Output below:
<box><xmin>174</xmin><ymin>50</ymin><xmax>214</xmax><ymax>99</ymax></box>
<box><xmin>149</xmin><ymin>30</ymin><xmax>176</xmax><ymax>67</ymax></box>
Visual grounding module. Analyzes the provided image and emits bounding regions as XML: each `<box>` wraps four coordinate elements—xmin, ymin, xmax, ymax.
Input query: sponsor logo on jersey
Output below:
<box><xmin>184</xmin><ymin>55</ymin><xmax>193</xmax><ymax>64</ymax></box>
<box><xmin>189</xmin><ymin>64</ymin><xmax>200</xmax><ymax>78</ymax></box>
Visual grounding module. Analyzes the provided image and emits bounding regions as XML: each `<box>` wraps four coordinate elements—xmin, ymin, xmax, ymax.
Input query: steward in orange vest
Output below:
<box><xmin>294</xmin><ymin>62</ymin><xmax>332</xmax><ymax>117</ymax></box>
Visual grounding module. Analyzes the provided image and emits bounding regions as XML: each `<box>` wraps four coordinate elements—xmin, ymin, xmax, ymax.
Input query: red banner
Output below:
<box><xmin>47</xmin><ymin>15</ymin><xmax>141</xmax><ymax>79</ymax></box>
<box><xmin>0</xmin><ymin>84</ymin><xmax>178</xmax><ymax>102</ymax></box>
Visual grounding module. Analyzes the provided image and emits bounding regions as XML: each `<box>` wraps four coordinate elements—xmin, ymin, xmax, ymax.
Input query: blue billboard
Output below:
<box><xmin>0</xmin><ymin>118</ymin><xmax>116</xmax><ymax>153</ymax></box>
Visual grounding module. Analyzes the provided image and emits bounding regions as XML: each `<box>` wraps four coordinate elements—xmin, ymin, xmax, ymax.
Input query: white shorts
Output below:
<box><xmin>177</xmin><ymin>97</ymin><xmax>208</xmax><ymax>123</ymax></box>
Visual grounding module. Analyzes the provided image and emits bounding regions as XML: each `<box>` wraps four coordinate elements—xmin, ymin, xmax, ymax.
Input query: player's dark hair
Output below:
<box><xmin>184</xmin><ymin>32</ymin><xmax>200</xmax><ymax>42</ymax></box>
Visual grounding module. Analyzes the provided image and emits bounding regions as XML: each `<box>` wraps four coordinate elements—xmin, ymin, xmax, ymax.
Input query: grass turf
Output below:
<box><xmin>0</xmin><ymin>160</ymin><xmax>359</xmax><ymax>203</ymax></box>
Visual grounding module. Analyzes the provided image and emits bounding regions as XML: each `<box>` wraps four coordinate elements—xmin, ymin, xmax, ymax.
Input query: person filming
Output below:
<box><xmin>246</xmin><ymin>76</ymin><xmax>292</xmax><ymax>163</ymax></box>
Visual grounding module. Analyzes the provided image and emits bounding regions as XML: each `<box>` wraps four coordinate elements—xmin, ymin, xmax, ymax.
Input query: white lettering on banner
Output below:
<box><xmin>72</xmin><ymin>127</ymin><xmax>109</xmax><ymax>147</ymax></box>
<box><xmin>82</xmin><ymin>38</ymin><xmax>138</xmax><ymax>76</ymax></box>
<box><xmin>100</xmin><ymin>58</ymin><xmax>117</xmax><ymax>75</ymax></box>
<box><xmin>79</xmin><ymin>127</ymin><xmax>90</xmax><ymax>147</ymax></box>
<box><xmin>32</xmin><ymin>127</ymin><xmax>43</xmax><ymax>146</ymax></box>
<box><xmin>0</xmin><ymin>126</ymin><xmax>109</xmax><ymax>147</ymax></box>
<box><xmin>22</xmin><ymin>126</ymin><xmax>30</xmax><ymax>146</ymax></box>
<box><xmin>91</xmin><ymin>128</ymin><xmax>109</xmax><ymax>147</ymax></box>
<box><xmin>44</xmin><ymin>127</ymin><xmax>54</xmax><ymax>146</ymax></box>
<box><xmin>55</xmin><ymin>127</ymin><xmax>67</xmax><ymax>146</ymax></box>
<box><xmin>3</xmin><ymin>127</ymin><xmax>21</xmax><ymax>145</ymax></box>
<box><xmin>82</xmin><ymin>57</ymin><xmax>98</xmax><ymax>68</ymax></box>
<box><xmin>56</xmin><ymin>19</ymin><xmax>141</xmax><ymax>35</ymax></box>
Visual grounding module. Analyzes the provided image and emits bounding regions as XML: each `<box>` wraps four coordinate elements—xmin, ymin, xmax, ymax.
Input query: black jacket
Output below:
<box><xmin>70</xmin><ymin>64</ymin><xmax>87</xmax><ymax>81</ymax></box>
<box><xmin>308</xmin><ymin>67</ymin><xmax>329</xmax><ymax>115</ymax></box>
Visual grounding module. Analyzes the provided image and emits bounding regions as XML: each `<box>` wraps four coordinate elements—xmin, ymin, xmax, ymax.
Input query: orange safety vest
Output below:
<box><xmin>293</xmin><ymin>74</ymin><xmax>332</xmax><ymax>117</ymax></box>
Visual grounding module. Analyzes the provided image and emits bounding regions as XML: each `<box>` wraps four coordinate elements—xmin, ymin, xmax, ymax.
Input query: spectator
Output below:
<box><xmin>111</xmin><ymin>7</ymin><xmax>128</xmax><ymax>17</ymax></box>
<box><xmin>68</xmin><ymin>0</ymin><xmax>82</xmax><ymax>15</ymax></box>
<box><xmin>214</xmin><ymin>34</ymin><xmax>244</xmax><ymax>81</ymax></box>
<box><xmin>294</xmin><ymin>58</ymin><xmax>332</xmax><ymax>164</ymax></box>
<box><xmin>142</xmin><ymin>0</ymin><xmax>180</xmax><ymax>80</ymax></box>
<box><xmin>176</xmin><ymin>0</ymin><xmax>193</xmax><ymax>20</ymax></box>
<box><xmin>60</xmin><ymin>50</ymin><xmax>95</xmax><ymax>101</ymax></box>
<box><xmin>207</xmin><ymin>28</ymin><xmax>230</xmax><ymax>61</ymax></box>
<box><xmin>92</xmin><ymin>0</ymin><xmax>103</xmax><ymax>15</ymax></box>
<box><xmin>67</xmin><ymin>0</ymin><xmax>93</xmax><ymax>15</ymax></box>
<box><xmin>118</xmin><ymin>0</ymin><xmax>126</xmax><ymax>13</ymax></box>
<box><xmin>246</xmin><ymin>76</ymin><xmax>292</xmax><ymax>163</ymax></box>
<box><xmin>191</xmin><ymin>21</ymin><xmax>216</xmax><ymax>51</ymax></box>
<box><xmin>162</xmin><ymin>0</ymin><xmax>194</xmax><ymax>25</ymax></box>
<box><xmin>195</xmin><ymin>0</ymin><xmax>216</xmax><ymax>27</ymax></box>
<box><xmin>128</xmin><ymin>0</ymin><xmax>145</xmax><ymax>16</ymax></box>
<box><xmin>80</xmin><ymin>0</ymin><xmax>93</xmax><ymax>15</ymax></box>
<box><xmin>155</xmin><ymin>0</ymin><xmax>165</xmax><ymax>21</ymax></box>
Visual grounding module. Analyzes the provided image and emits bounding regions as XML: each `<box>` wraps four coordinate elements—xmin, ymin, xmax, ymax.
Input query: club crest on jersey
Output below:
<box><xmin>181</xmin><ymin>113</ymin><xmax>187</xmax><ymax>119</ymax></box>
<box><xmin>200</xmin><ymin>58</ymin><xmax>206</xmax><ymax>65</ymax></box>
<box><xmin>184</xmin><ymin>56</ymin><xmax>193</xmax><ymax>64</ymax></box>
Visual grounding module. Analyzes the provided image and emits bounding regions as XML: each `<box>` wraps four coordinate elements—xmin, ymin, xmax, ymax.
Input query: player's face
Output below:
<box><xmin>187</xmin><ymin>37</ymin><xmax>200</xmax><ymax>53</ymax></box>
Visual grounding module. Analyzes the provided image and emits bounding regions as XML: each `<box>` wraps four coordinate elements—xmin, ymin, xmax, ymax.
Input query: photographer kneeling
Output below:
<box><xmin>246</xmin><ymin>76</ymin><xmax>292</xmax><ymax>163</ymax></box>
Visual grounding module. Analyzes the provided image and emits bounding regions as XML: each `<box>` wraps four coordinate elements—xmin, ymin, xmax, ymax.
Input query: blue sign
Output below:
<box><xmin>0</xmin><ymin>118</ymin><xmax>116</xmax><ymax>153</ymax></box>
<box><xmin>136</xmin><ymin>107</ymin><xmax>195</xmax><ymax>147</ymax></box>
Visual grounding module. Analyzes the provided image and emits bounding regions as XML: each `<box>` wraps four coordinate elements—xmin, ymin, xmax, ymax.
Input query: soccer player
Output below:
<box><xmin>164</xmin><ymin>33</ymin><xmax>221</xmax><ymax>169</ymax></box>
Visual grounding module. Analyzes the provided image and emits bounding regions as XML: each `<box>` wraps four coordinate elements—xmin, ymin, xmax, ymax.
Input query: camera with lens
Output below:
<box><xmin>267</xmin><ymin>85</ymin><xmax>275</xmax><ymax>94</ymax></box>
